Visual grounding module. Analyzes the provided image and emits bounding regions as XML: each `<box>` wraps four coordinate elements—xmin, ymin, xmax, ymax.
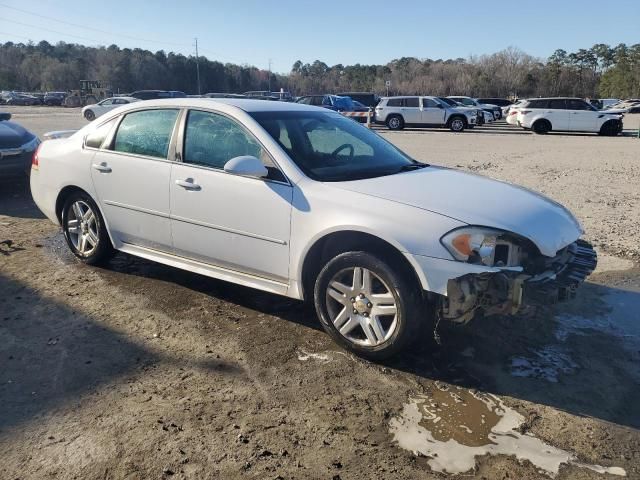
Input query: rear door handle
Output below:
<box><xmin>92</xmin><ymin>162</ymin><xmax>111</xmax><ymax>173</ymax></box>
<box><xmin>175</xmin><ymin>178</ymin><xmax>201</xmax><ymax>191</ymax></box>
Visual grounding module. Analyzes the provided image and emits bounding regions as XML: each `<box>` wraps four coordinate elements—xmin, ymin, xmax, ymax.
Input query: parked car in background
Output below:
<box><xmin>603</xmin><ymin>99</ymin><xmax>640</xmax><ymax>114</ymax></box>
<box><xmin>244</xmin><ymin>90</ymin><xmax>293</xmax><ymax>101</ymax></box>
<box><xmin>1</xmin><ymin>91</ymin><xmax>40</xmax><ymax>106</ymax></box>
<box><xmin>336</xmin><ymin>92</ymin><xmax>380</xmax><ymax>108</ymax></box>
<box><xmin>129</xmin><ymin>90</ymin><xmax>174</xmax><ymax>100</ymax></box>
<box><xmin>44</xmin><ymin>91</ymin><xmax>67</xmax><ymax>106</ymax></box>
<box><xmin>0</xmin><ymin>111</ymin><xmax>39</xmax><ymax>176</ymax></box>
<box><xmin>375</xmin><ymin>96</ymin><xmax>477</xmax><ymax>131</ymax></box>
<box><xmin>437</xmin><ymin>97</ymin><xmax>482</xmax><ymax>125</ymax></box>
<box><xmin>167</xmin><ymin>91</ymin><xmax>187</xmax><ymax>98</ymax></box>
<box><xmin>204</xmin><ymin>93</ymin><xmax>247</xmax><ymax>99</ymax></box>
<box><xmin>448</xmin><ymin>96</ymin><xmax>502</xmax><ymax>120</ymax></box>
<box><xmin>517</xmin><ymin>97</ymin><xmax>623</xmax><ymax>135</ymax></box>
<box><xmin>505</xmin><ymin>99</ymin><xmax>528</xmax><ymax>125</ymax></box>
<box><xmin>30</xmin><ymin>98</ymin><xmax>597</xmax><ymax>359</ymax></box>
<box><xmin>295</xmin><ymin>95</ymin><xmax>360</xmax><ymax>113</ymax></box>
<box><xmin>82</xmin><ymin>97</ymin><xmax>140</xmax><ymax>121</ymax></box>
<box><xmin>476</xmin><ymin>98</ymin><xmax>513</xmax><ymax>108</ymax></box>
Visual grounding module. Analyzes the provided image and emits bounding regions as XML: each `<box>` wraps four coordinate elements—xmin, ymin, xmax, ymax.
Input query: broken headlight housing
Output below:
<box><xmin>441</xmin><ymin>227</ymin><xmax>523</xmax><ymax>267</ymax></box>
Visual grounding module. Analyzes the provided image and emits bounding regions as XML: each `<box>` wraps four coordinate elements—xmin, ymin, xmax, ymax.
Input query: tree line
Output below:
<box><xmin>1</xmin><ymin>41</ymin><xmax>639</xmax><ymax>99</ymax></box>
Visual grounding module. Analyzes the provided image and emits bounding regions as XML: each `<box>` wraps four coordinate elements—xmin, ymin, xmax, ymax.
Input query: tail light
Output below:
<box><xmin>31</xmin><ymin>143</ymin><xmax>41</xmax><ymax>170</ymax></box>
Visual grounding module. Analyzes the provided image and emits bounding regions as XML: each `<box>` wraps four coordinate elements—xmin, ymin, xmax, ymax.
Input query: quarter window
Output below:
<box><xmin>113</xmin><ymin>109</ymin><xmax>179</xmax><ymax>159</ymax></box>
<box><xmin>183</xmin><ymin>110</ymin><xmax>285</xmax><ymax>181</ymax></box>
<box><xmin>387</xmin><ymin>98</ymin><xmax>402</xmax><ymax>107</ymax></box>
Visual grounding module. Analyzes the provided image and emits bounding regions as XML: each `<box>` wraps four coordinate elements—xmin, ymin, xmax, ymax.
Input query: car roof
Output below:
<box><xmin>118</xmin><ymin>98</ymin><xmax>322</xmax><ymax>113</ymax></box>
<box><xmin>109</xmin><ymin>96</ymin><xmax>138</xmax><ymax>101</ymax></box>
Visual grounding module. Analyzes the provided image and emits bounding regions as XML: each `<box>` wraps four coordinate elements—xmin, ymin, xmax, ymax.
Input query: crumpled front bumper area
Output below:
<box><xmin>441</xmin><ymin>239</ymin><xmax>597</xmax><ymax>324</ymax></box>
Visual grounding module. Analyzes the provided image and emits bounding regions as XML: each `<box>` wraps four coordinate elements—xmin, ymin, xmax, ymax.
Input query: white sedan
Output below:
<box><xmin>82</xmin><ymin>96</ymin><xmax>139</xmax><ymax>121</ymax></box>
<box><xmin>30</xmin><ymin>99</ymin><xmax>597</xmax><ymax>359</ymax></box>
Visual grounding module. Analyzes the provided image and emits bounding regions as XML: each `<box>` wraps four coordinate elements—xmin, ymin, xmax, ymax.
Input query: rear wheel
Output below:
<box><xmin>62</xmin><ymin>192</ymin><xmax>114</xmax><ymax>265</ymax></box>
<box><xmin>448</xmin><ymin>116</ymin><xmax>466</xmax><ymax>132</ymax></box>
<box><xmin>386</xmin><ymin>115</ymin><xmax>404</xmax><ymax>130</ymax></box>
<box><xmin>84</xmin><ymin>109</ymin><xmax>95</xmax><ymax>121</ymax></box>
<box><xmin>532</xmin><ymin>119</ymin><xmax>551</xmax><ymax>134</ymax></box>
<box><xmin>314</xmin><ymin>251</ymin><xmax>425</xmax><ymax>360</ymax></box>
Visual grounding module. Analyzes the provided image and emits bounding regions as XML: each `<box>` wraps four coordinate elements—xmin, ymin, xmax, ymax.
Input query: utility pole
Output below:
<box><xmin>194</xmin><ymin>37</ymin><xmax>201</xmax><ymax>95</ymax></box>
<box><xmin>268</xmin><ymin>58</ymin><xmax>272</xmax><ymax>92</ymax></box>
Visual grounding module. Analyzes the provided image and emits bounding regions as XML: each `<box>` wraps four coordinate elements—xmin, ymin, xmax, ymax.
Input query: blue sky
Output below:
<box><xmin>1</xmin><ymin>0</ymin><xmax>638</xmax><ymax>73</ymax></box>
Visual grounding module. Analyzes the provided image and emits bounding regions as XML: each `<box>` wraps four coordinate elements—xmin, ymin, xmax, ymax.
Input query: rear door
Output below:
<box><xmin>90</xmin><ymin>108</ymin><xmax>179</xmax><ymax>250</ymax></box>
<box><xmin>420</xmin><ymin>98</ymin><xmax>445</xmax><ymax>124</ymax></box>
<box><xmin>401</xmin><ymin>97</ymin><xmax>421</xmax><ymax>124</ymax></box>
<box><xmin>545</xmin><ymin>99</ymin><xmax>570</xmax><ymax>130</ymax></box>
<box><xmin>567</xmin><ymin>99</ymin><xmax>597</xmax><ymax>132</ymax></box>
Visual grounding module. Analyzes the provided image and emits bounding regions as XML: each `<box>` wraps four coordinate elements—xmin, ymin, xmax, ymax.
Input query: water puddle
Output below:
<box><xmin>389</xmin><ymin>383</ymin><xmax>626</xmax><ymax>477</ymax></box>
<box><xmin>297</xmin><ymin>349</ymin><xmax>330</xmax><ymax>363</ymax></box>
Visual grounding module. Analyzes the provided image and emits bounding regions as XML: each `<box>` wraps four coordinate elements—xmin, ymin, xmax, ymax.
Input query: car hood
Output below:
<box><xmin>0</xmin><ymin>120</ymin><xmax>32</xmax><ymax>148</ymax></box>
<box><xmin>331</xmin><ymin>166</ymin><xmax>583</xmax><ymax>257</ymax></box>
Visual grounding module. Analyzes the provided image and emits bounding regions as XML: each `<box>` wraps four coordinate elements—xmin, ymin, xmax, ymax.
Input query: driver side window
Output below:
<box><xmin>183</xmin><ymin>110</ymin><xmax>285</xmax><ymax>181</ymax></box>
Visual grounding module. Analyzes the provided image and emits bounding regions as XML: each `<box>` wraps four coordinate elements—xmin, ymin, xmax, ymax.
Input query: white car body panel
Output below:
<box><xmin>517</xmin><ymin>99</ymin><xmax>623</xmax><ymax>133</ymax></box>
<box><xmin>30</xmin><ymin>98</ymin><xmax>586</xmax><ymax>304</ymax></box>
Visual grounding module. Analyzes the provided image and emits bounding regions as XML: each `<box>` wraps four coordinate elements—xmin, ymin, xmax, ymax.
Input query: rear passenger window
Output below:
<box><xmin>387</xmin><ymin>98</ymin><xmax>402</xmax><ymax>107</ymax></box>
<box><xmin>113</xmin><ymin>109</ymin><xmax>179</xmax><ymax>159</ymax></box>
<box><xmin>528</xmin><ymin>99</ymin><xmax>549</xmax><ymax>109</ymax></box>
<box><xmin>85</xmin><ymin>119</ymin><xmax>117</xmax><ymax>149</ymax></box>
<box><xmin>548</xmin><ymin>99</ymin><xmax>567</xmax><ymax>109</ymax></box>
<box><xmin>404</xmin><ymin>98</ymin><xmax>419</xmax><ymax>108</ymax></box>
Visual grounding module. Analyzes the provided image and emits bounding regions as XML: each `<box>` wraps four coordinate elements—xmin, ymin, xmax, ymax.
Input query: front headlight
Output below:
<box><xmin>22</xmin><ymin>136</ymin><xmax>40</xmax><ymax>152</ymax></box>
<box><xmin>441</xmin><ymin>227</ymin><xmax>502</xmax><ymax>266</ymax></box>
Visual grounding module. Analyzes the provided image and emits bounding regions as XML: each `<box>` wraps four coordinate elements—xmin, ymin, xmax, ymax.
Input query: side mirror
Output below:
<box><xmin>0</xmin><ymin>112</ymin><xmax>11</xmax><ymax>121</ymax></box>
<box><xmin>224</xmin><ymin>155</ymin><xmax>268</xmax><ymax>178</ymax></box>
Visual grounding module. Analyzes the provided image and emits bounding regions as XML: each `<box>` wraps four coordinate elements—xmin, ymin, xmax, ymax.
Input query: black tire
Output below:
<box><xmin>599</xmin><ymin>120</ymin><xmax>620</xmax><ymax>136</ymax></box>
<box><xmin>532</xmin><ymin>119</ymin><xmax>551</xmax><ymax>134</ymax></box>
<box><xmin>448</xmin><ymin>116</ymin><xmax>467</xmax><ymax>132</ymax></box>
<box><xmin>84</xmin><ymin>109</ymin><xmax>95</xmax><ymax>121</ymax></box>
<box><xmin>386</xmin><ymin>115</ymin><xmax>404</xmax><ymax>130</ymax></box>
<box><xmin>314</xmin><ymin>251</ymin><xmax>425</xmax><ymax>360</ymax></box>
<box><xmin>61</xmin><ymin>192</ymin><xmax>114</xmax><ymax>265</ymax></box>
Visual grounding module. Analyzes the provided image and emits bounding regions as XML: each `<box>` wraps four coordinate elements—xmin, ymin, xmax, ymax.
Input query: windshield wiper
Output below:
<box><xmin>395</xmin><ymin>163</ymin><xmax>428</xmax><ymax>173</ymax></box>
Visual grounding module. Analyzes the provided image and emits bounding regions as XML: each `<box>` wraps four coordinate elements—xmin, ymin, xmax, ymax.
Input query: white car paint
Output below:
<box><xmin>517</xmin><ymin>98</ymin><xmax>623</xmax><ymax>133</ymax></box>
<box><xmin>81</xmin><ymin>96</ymin><xmax>140</xmax><ymax>120</ymax></box>
<box><xmin>30</xmin><ymin>98</ymin><xmax>587</xmax><ymax>304</ymax></box>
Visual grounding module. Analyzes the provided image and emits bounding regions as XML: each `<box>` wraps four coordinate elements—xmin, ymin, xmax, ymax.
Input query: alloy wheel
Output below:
<box><xmin>66</xmin><ymin>200</ymin><xmax>99</xmax><ymax>256</ymax></box>
<box><xmin>325</xmin><ymin>267</ymin><xmax>398</xmax><ymax>346</ymax></box>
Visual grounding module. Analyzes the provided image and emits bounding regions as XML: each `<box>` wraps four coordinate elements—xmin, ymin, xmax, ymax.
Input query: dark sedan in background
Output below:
<box><xmin>0</xmin><ymin>112</ymin><xmax>40</xmax><ymax>176</ymax></box>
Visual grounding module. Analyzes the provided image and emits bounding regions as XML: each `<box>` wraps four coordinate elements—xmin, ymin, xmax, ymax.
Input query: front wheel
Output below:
<box><xmin>62</xmin><ymin>193</ymin><xmax>114</xmax><ymax>265</ymax></box>
<box><xmin>448</xmin><ymin>116</ymin><xmax>466</xmax><ymax>132</ymax></box>
<box><xmin>314</xmin><ymin>251</ymin><xmax>424</xmax><ymax>360</ymax></box>
<box><xmin>84</xmin><ymin>109</ymin><xmax>95</xmax><ymax>121</ymax></box>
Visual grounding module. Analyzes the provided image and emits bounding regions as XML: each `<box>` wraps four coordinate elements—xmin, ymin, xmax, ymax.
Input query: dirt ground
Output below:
<box><xmin>1</xmin><ymin>106</ymin><xmax>639</xmax><ymax>479</ymax></box>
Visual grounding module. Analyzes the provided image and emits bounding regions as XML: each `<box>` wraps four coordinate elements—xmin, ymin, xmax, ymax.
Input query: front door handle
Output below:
<box><xmin>92</xmin><ymin>162</ymin><xmax>111</xmax><ymax>173</ymax></box>
<box><xmin>175</xmin><ymin>178</ymin><xmax>201</xmax><ymax>191</ymax></box>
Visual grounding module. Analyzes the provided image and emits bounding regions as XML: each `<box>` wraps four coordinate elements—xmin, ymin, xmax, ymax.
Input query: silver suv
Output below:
<box><xmin>374</xmin><ymin>96</ymin><xmax>478</xmax><ymax>132</ymax></box>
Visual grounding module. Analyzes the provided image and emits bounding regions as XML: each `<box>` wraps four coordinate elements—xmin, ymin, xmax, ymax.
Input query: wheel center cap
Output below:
<box><xmin>354</xmin><ymin>297</ymin><xmax>370</xmax><ymax>314</ymax></box>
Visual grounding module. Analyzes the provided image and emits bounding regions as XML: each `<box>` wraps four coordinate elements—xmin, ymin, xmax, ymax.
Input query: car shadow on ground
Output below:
<box><xmin>86</xmin><ymin>245</ymin><xmax>640</xmax><ymax>430</ymax></box>
<box><xmin>0</xmin><ymin>272</ymin><xmax>244</xmax><ymax>433</ymax></box>
<box><xmin>0</xmin><ymin>176</ymin><xmax>45</xmax><ymax>220</ymax></box>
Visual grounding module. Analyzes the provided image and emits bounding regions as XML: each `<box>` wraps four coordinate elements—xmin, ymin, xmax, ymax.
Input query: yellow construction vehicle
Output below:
<box><xmin>64</xmin><ymin>80</ymin><xmax>113</xmax><ymax>107</ymax></box>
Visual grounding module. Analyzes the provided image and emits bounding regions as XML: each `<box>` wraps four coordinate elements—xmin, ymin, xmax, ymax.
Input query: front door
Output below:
<box><xmin>421</xmin><ymin>98</ymin><xmax>446</xmax><ymax>124</ymax></box>
<box><xmin>567</xmin><ymin>99</ymin><xmax>597</xmax><ymax>132</ymax></box>
<box><xmin>90</xmin><ymin>108</ymin><xmax>179</xmax><ymax>250</ymax></box>
<box><xmin>170</xmin><ymin>109</ymin><xmax>292</xmax><ymax>281</ymax></box>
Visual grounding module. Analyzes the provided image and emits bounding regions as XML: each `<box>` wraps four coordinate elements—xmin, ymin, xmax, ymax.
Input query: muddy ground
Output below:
<box><xmin>1</xmin><ymin>107</ymin><xmax>639</xmax><ymax>479</ymax></box>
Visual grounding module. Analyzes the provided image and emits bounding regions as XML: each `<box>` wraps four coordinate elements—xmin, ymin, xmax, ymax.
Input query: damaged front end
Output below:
<box><xmin>440</xmin><ymin>239</ymin><xmax>597</xmax><ymax>324</ymax></box>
